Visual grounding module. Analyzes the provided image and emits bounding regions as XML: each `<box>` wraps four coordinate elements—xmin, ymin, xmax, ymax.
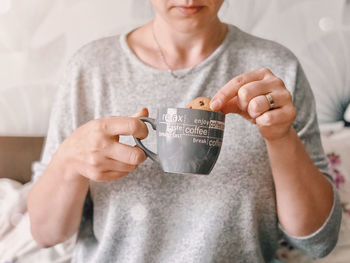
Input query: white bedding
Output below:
<box><xmin>0</xmin><ymin>179</ymin><xmax>75</xmax><ymax>263</ymax></box>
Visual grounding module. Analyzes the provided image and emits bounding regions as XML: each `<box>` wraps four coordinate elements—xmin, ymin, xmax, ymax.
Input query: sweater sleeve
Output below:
<box><xmin>30</xmin><ymin>50</ymin><xmax>96</xmax><ymax>241</ymax></box>
<box><xmin>277</xmin><ymin>62</ymin><xmax>342</xmax><ymax>258</ymax></box>
<box><xmin>31</xmin><ymin>53</ymin><xmax>87</xmax><ymax>183</ymax></box>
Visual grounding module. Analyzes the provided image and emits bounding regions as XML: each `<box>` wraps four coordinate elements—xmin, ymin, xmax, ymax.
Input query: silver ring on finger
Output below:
<box><xmin>265</xmin><ymin>93</ymin><xmax>275</xmax><ymax>109</ymax></box>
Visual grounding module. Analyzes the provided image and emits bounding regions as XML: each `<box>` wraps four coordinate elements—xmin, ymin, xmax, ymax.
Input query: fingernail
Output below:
<box><xmin>210</xmin><ymin>99</ymin><xmax>220</xmax><ymax>110</ymax></box>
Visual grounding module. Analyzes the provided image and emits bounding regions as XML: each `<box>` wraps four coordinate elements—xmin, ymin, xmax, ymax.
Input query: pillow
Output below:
<box><xmin>344</xmin><ymin>104</ymin><xmax>350</xmax><ymax>124</ymax></box>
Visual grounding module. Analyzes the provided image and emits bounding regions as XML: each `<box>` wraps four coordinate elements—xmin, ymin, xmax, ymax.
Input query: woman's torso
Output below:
<box><xmin>70</xmin><ymin>25</ymin><xmax>299</xmax><ymax>263</ymax></box>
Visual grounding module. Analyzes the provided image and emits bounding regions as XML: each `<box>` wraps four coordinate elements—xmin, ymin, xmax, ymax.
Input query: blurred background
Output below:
<box><xmin>0</xmin><ymin>1</ymin><xmax>349</xmax><ymax>263</ymax></box>
<box><xmin>0</xmin><ymin>0</ymin><xmax>349</xmax><ymax>136</ymax></box>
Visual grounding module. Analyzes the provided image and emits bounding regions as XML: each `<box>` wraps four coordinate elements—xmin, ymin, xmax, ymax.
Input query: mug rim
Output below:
<box><xmin>158</xmin><ymin>107</ymin><xmax>225</xmax><ymax>117</ymax></box>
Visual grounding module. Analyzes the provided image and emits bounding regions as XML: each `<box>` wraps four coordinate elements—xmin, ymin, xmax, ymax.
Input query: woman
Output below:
<box><xmin>28</xmin><ymin>0</ymin><xmax>341</xmax><ymax>262</ymax></box>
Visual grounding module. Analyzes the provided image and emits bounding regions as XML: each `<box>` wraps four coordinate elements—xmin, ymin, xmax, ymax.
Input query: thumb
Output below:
<box><xmin>130</xmin><ymin>108</ymin><xmax>149</xmax><ymax>118</ymax></box>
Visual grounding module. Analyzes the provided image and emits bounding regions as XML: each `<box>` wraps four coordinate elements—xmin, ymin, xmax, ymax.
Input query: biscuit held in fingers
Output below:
<box><xmin>211</xmin><ymin>68</ymin><xmax>295</xmax><ymax>141</ymax></box>
<box><xmin>210</xmin><ymin>68</ymin><xmax>268</xmax><ymax>112</ymax></box>
<box><xmin>186</xmin><ymin>97</ymin><xmax>217</xmax><ymax>112</ymax></box>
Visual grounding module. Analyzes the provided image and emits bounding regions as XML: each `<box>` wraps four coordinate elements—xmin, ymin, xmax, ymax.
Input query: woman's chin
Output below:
<box><xmin>167</xmin><ymin>9</ymin><xmax>215</xmax><ymax>32</ymax></box>
<box><xmin>169</xmin><ymin>20</ymin><xmax>205</xmax><ymax>33</ymax></box>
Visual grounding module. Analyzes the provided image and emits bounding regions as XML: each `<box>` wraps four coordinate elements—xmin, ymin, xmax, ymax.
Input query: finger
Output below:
<box><xmin>220</xmin><ymin>97</ymin><xmax>241</xmax><ymax>114</ymax></box>
<box><xmin>255</xmin><ymin>105</ymin><xmax>296</xmax><ymax>127</ymax></box>
<box><xmin>210</xmin><ymin>68</ymin><xmax>272</xmax><ymax>111</ymax></box>
<box><xmin>101</xmin><ymin>159</ymin><xmax>137</xmax><ymax>172</ymax></box>
<box><xmin>100</xmin><ymin>116</ymin><xmax>149</xmax><ymax>139</ymax></box>
<box><xmin>237</xmin><ymin>77</ymin><xmax>284</xmax><ymax>111</ymax></box>
<box><xmin>89</xmin><ymin>170</ymin><xmax>129</xmax><ymax>182</ymax></box>
<box><xmin>82</xmin><ymin>152</ymin><xmax>137</xmax><ymax>172</ymax></box>
<box><xmin>220</xmin><ymin>97</ymin><xmax>253</xmax><ymax>122</ymax></box>
<box><xmin>130</xmin><ymin>108</ymin><xmax>149</xmax><ymax>118</ymax></box>
<box><xmin>247</xmin><ymin>90</ymin><xmax>291</xmax><ymax>119</ymax></box>
<box><xmin>219</xmin><ymin>97</ymin><xmax>250</xmax><ymax>119</ymax></box>
<box><xmin>100</xmin><ymin>171</ymin><xmax>129</xmax><ymax>182</ymax></box>
<box><xmin>106</xmin><ymin>142</ymin><xmax>147</xmax><ymax>165</ymax></box>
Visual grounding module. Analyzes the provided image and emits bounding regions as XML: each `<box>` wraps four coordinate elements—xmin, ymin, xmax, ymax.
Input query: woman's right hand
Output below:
<box><xmin>28</xmin><ymin>109</ymin><xmax>148</xmax><ymax>247</ymax></box>
<box><xmin>53</xmin><ymin>108</ymin><xmax>149</xmax><ymax>182</ymax></box>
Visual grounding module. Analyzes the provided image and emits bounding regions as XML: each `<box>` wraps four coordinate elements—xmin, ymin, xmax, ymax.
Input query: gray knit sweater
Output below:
<box><xmin>33</xmin><ymin>25</ymin><xmax>341</xmax><ymax>262</ymax></box>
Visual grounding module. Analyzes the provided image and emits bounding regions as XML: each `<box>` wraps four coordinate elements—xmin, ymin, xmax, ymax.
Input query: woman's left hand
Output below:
<box><xmin>210</xmin><ymin>68</ymin><xmax>296</xmax><ymax>141</ymax></box>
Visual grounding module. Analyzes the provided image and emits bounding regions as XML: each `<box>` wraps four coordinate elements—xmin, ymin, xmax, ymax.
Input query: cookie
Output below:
<box><xmin>186</xmin><ymin>97</ymin><xmax>214</xmax><ymax>111</ymax></box>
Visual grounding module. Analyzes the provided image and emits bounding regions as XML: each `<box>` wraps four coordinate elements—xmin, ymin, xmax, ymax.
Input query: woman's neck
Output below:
<box><xmin>151</xmin><ymin>16</ymin><xmax>227</xmax><ymax>69</ymax></box>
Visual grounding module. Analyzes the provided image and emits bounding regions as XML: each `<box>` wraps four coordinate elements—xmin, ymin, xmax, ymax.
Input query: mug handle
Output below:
<box><xmin>133</xmin><ymin>117</ymin><xmax>159</xmax><ymax>162</ymax></box>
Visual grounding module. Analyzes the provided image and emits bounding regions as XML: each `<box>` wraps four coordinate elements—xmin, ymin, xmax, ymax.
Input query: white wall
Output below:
<box><xmin>0</xmin><ymin>0</ymin><xmax>349</xmax><ymax>136</ymax></box>
<box><xmin>221</xmin><ymin>0</ymin><xmax>350</xmax><ymax>125</ymax></box>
